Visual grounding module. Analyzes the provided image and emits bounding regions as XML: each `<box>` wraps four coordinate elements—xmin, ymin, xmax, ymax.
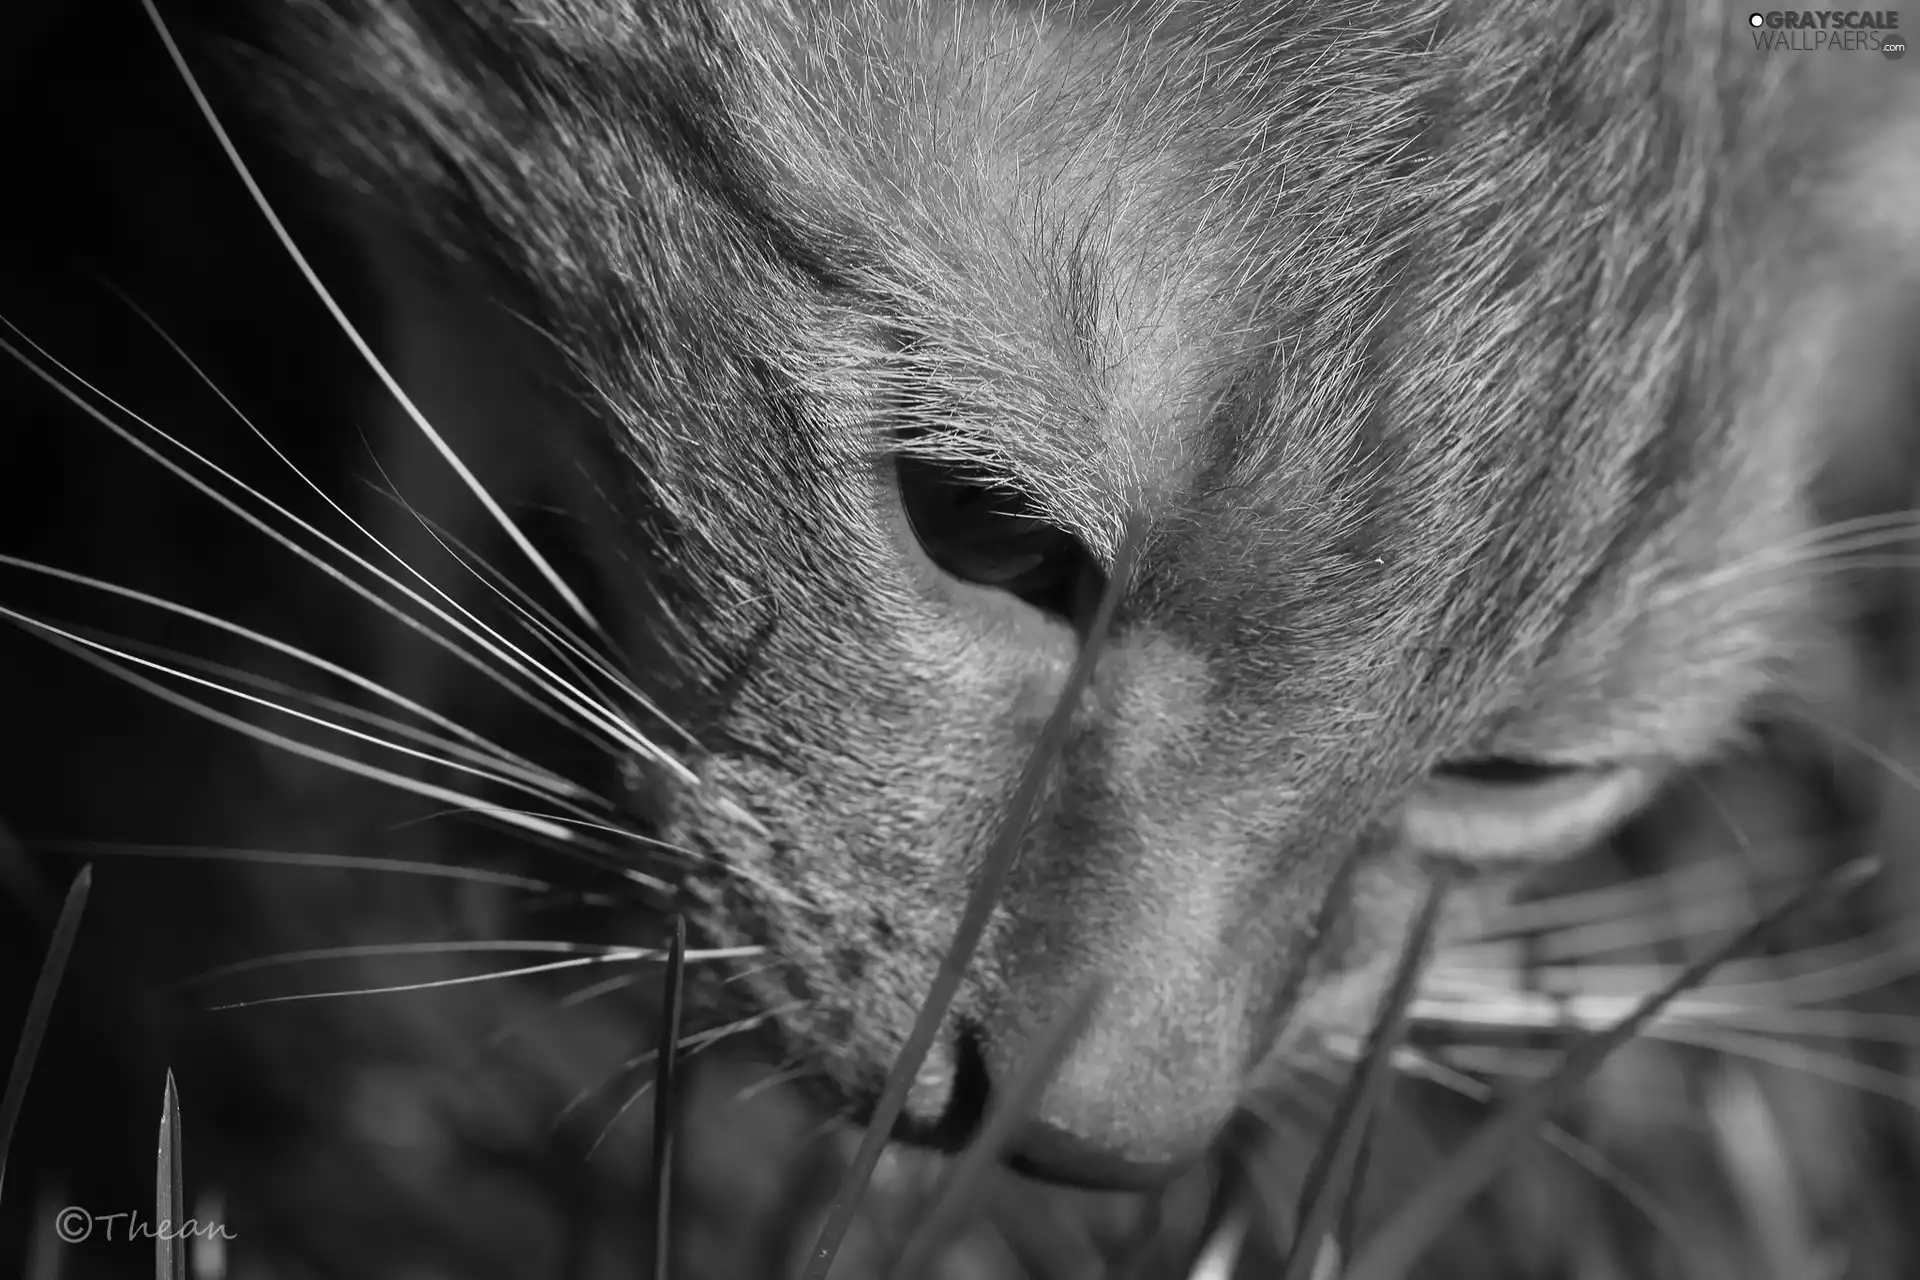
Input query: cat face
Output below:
<box><xmin>252</xmin><ymin>0</ymin><xmax>1917</xmax><ymax>1185</ymax></box>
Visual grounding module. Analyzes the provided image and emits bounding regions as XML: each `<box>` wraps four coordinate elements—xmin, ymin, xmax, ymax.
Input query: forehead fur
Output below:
<box><xmin>254</xmin><ymin>0</ymin><xmax>1812</xmax><ymax>763</ymax></box>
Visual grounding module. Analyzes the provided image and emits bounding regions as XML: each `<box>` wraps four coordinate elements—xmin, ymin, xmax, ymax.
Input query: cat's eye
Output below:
<box><xmin>1401</xmin><ymin>758</ymin><xmax>1660</xmax><ymax>863</ymax></box>
<box><xmin>895</xmin><ymin>454</ymin><xmax>1105</xmax><ymax>625</ymax></box>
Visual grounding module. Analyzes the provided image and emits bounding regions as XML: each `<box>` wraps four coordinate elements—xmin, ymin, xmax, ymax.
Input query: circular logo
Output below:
<box><xmin>55</xmin><ymin>1207</ymin><xmax>92</xmax><ymax>1244</ymax></box>
<box><xmin>1885</xmin><ymin>38</ymin><xmax>1907</xmax><ymax>60</ymax></box>
<box><xmin>1748</xmin><ymin>11</ymin><xmax>1765</xmax><ymax>27</ymax></box>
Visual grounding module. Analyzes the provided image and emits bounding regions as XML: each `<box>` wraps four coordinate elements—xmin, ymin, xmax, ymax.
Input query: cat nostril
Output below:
<box><xmin>924</xmin><ymin>1027</ymin><xmax>993</xmax><ymax>1149</ymax></box>
<box><xmin>894</xmin><ymin>1029</ymin><xmax>993</xmax><ymax>1150</ymax></box>
<box><xmin>950</xmin><ymin>1027</ymin><xmax>1188</xmax><ymax>1192</ymax></box>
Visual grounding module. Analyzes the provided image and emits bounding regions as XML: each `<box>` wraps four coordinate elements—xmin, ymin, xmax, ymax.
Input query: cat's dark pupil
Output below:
<box><xmin>1434</xmin><ymin>756</ymin><xmax>1583</xmax><ymax>785</ymax></box>
<box><xmin>895</xmin><ymin>453</ymin><xmax>1103</xmax><ymax>626</ymax></box>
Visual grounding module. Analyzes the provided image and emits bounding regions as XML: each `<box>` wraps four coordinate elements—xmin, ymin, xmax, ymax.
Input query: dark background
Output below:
<box><xmin>1</xmin><ymin>1</ymin><xmax>399</xmax><ymax>1272</ymax></box>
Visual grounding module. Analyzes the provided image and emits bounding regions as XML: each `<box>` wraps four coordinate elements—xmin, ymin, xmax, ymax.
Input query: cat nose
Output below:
<box><xmin>922</xmin><ymin>1026</ymin><xmax>1192</xmax><ymax>1189</ymax></box>
<box><xmin>969</xmin><ymin>999</ymin><xmax>1243</xmax><ymax>1189</ymax></box>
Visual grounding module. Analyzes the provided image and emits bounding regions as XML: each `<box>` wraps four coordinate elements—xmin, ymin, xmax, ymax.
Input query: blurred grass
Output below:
<box><xmin>4</xmin><ymin>733</ymin><xmax>1918</xmax><ymax>1280</ymax></box>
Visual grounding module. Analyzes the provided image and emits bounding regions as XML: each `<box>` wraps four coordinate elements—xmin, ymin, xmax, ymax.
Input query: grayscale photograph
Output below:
<box><xmin>1</xmin><ymin>1</ymin><xmax>1917</xmax><ymax>1277</ymax></box>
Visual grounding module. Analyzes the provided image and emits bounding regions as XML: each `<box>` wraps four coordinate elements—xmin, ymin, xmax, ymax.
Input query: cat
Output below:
<box><xmin>5</xmin><ymin>0</ymin><xmax>1920</xmax><ymax>1273</ymax></box>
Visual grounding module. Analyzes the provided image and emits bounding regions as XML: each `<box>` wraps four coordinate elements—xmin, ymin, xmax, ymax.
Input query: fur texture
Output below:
<box><xmin>206</xmin><ymin>0</ymin><xmax>1920</xmax><ymax>1183</ymax></box>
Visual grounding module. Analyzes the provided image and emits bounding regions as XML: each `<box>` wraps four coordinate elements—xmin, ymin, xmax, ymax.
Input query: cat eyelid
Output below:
<box><xmin>1400</xmin><ymin>762</ymin><xmax>1660</xmax><ymax>862</ymax></box>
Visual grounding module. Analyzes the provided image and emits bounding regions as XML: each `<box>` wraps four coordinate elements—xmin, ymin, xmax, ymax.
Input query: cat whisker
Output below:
<box><xmin>1678</xmin><ymin>931</ymin><xmax>1920</xmax><ymax>1006</ymax></box>
<box><xmin>1471</xmin><ymin>851</ymin><xmax>1865</xmax><ymax>971</ymax></box>
<box><xmin>483</xmin><ymin>972</ymin><xmax>645</xmax><ymax>1052</ymax></box>
<box><xmin>184</xmin><ymin>938</ymin><xmax>754</xmax><ymax>987</ymax></box>
<box><xmin>0</xmin><ymin>324</ymin><xmax>681</xmax><ymax>778</ymax></box>
<box><xmin>51</xmin><ymin>618</ymin><xmax>604</xmax><ymax>816</ymax></box>
<box><xmin>726</xmin><ymin>1061</ymin><xmax>824</xmax><ymax>1109</ymax></box>
<box><xmin>4</xmin><ymin>614</ymin><xmax>611</xmax><ymax>841</ymax></box>
<box><xmin>720</xmin><ymin>959</ymin><xmax>792</xmax><ymax>988</ymax></box>
<box><xmin>1449</xmin><ymin>904</ymin><xmax>1751</xmax><ymax>971</ymax></box>
<box><xmin>34</xmin><ymin>839</ymin><xmax>560</xmax><ymax>893</ymax></box>
<box><xmin>376</xmin><ymin>807</ymin><xmax>681</xmax><ymax>892</ymax></box>
<box><xmin>1372</xmin><ymin>1045</ymin><xmax>1689</xmax><ymax>1249</ymax></box>
<box><xmin>1417</xmin><ymin>932</ymin><xmax>1920</xmax><ymax>1042</ymax></box>
<box><xmin>0</xmin><ymin>554</ymin><xmax>584</xmax><ymax>795</ymax></box>
<box><xmin>118</xmin><ymin>284</ymin><xmax>621</xmax><ymax>691</ymax></box>
<box><xmin>387</xmin><ymin>810</ymin><xmax>698</xmax><ymax>864</ymax></box>
<box><xmin>1654</xmin><ymin>1022</ymin><xmax>1920</xmax><ymax>1111</ymax></box>
<box><xmin>574</xmin><ymin>1002</ymin><xmax>804</xmax><ymax>1160</ymax></box>
<box><xmin>361</xmin><ymin>479</ymin><xmax>688</xmax><ymax>747</ymax></box>
<box><xmin>1411</xmin><ymin>1042</ymin><xmax>1562</xmax><ymax>1080</ymax></box>
<box><xmin>139</xmin><ymin>0</ymin><xmax>607</xmax><ymax>647</ymax></box>
<box><xmin>1473</xmin><ymin>855</ymin><xmax>1789</xmax><ymax>939</ymax></box>
<box><xmin>1778</xmin><ymin>706</ymin><xmax>1920</xmax><ymax>804</ymax></box>
<box><xmin>1669</xmin><ymin>509</ymin><xmax>1920</xmax><ymax>600</ymax></box>
<box><xmin>205</xmin><ymin>946</ymin><xmax>763</xmax><ymax>1012</ymax></box>
<box><xmin>1347</xmin><ymin>859</ymin><xmax>1880</xmax><ymax>1280</ymax></box>
<box><xmin>127</xmin><ymin>640</ymin><xmax>594</xmax><ymax>802</ymax></box>
<box><xmin>0</xmin><ymin>365</ymin><xmax>712</xmax><ymax>885</ymax></box>
<box><xmin>7</xmin><ymin>614</ymin><xmax>578</xmax><ymax>842</ymax></box>
<box><xmin>117</xmin><ymin>288</ymin><xmax>675</xmax><ymax>744</ymax></box>
<box><xmin>1432</xmin><ymin>988</ymin><xmax>1920</xmax><ymax>1046</ymax></box>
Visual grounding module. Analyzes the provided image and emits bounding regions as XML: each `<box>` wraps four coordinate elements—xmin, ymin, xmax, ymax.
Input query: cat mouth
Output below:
<box><xmin>1004</xmin><ymin>1125</ymin><xmax>1186</xmax><ymax>1192</ymax></box>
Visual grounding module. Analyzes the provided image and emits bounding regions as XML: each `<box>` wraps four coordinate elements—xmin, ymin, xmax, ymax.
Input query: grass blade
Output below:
<box><xmin>798</xmin><ymin>515</ymin><xmax>1145</xmax><ymax>1280</ymax></box>
<box><xmin>649</xmin><ymin>916</ymin><xmax>687</xmax><ymax>1280</ymax></box>
<box><xmin>885</xmin><ymin>977</ymin><xmax>1107</xmax><ymax>1280</ymax></box>
<box><xmin>1280</xmin><ymin>869</ymin><xmax>1451</xmax><ymax>1280</ymax></box>
<box><xmin>1342</xmin><ymin>854</ymin><xmax>1880</xmax><ymax>1280</ymax></box>
<box><xmin>156</xmin><ymin>1069</ymin><xmax>184</xmax><ymax>1280</ymax></box>
<box><xmin>1188</xmin><ymin>1197</ymin><xmax>1254</xmax><ymax>1280</ymax></box>
<box><xmin>0</xmin><ymin>862</ymin><xmax>92</xmax><ymax>1205</ymax></box>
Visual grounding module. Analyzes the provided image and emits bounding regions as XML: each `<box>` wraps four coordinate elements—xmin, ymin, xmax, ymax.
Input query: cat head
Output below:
<box><xmin>230</xmin><ymin>0</ymin><xmax>1912</xmax><ymax>1185</ymax></box>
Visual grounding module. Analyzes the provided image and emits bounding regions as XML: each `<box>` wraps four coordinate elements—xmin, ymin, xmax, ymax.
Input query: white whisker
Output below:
<box><xmin>1418</xmin><ymin>929</ymin><xmax>1920</xmax><ymax>1043</ymax></box>
<box><xmin>362</xmin><ymin>473</ymin><xmax>688</xmax><ymax>746</ymax></box>
<box><xmin>139</xmin><ymin>0</ymin><xmax>606</xmax><ymax>644</ymax></box>
<box><xmin>1667</xmin><ymin>510</ymin><xmax>1920</xmax><ymax>602</ymax></box>
<box><xmin>205</xmin><ymin>946</ymin><xmax>763</xmax><ymax>1011</ymax></box>
<box><xmin>0</xmin><ymin>570</ymin><xmax>586</xmax><ymax>800</ymax></box>
<box><xmin>1368</xmin><ymin>1047</ymin><xmax>1689</xmax><ymax>1246</ymax></box>
<box><xmin>0</xmin><ymin>328</ymin><xmax>684</xmax><ymax>779</ymax></box>
<box><xmin>577</xmin><ymin>1002</ymin><xmax>802</xmax><ymax>1158</ymax></box>
<box><xmin>1656</xmin><ymin>1023</ymin><xmax>1920</xmax><ymax>1111</ymax></box>
<box><xmin>383</xmin><ymin>807</ymin><xmax>696</xmax><ymax>861</ymax></box>
<box><xmin>189</xmin><ymin>939</ymin><xmax>762</xmax><ymax>986</ymax></box>
<box><xmin>10</xmin><ymin>608</ymin><xmax>593</xmax><ymax>815</ymax></box>
<box><xmin>8</xmin><ymin>610</ymin><xmax>575</xmax><ymax>842</ymax></box>
<box><xmin>36</xmin><ymin>840</ymin><xmax>557</xmax><ymax>891</ymax></box>
<box><xmin>1474</xmin><ymin>858</ymin><xmax>1770</xmax><ymax>940</ymax></box>
<box><xmin>375</xmin><ymin>805</ymin><xmax>678</xmax><ymax>891</ymax></box>
<box><xmin>115</xmin><ymin>288</ymin><xmax>651</xmax><ymax>723</ymax></box>
<box><xmin>111</xmin><ymin>290</ymin><xmax>694</xmax><ymax>755</ymax></box>
<box><xmin>484</xmin><ymin>972</ymin><xmax>645</xmax><ymax>1051</ymax></box>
